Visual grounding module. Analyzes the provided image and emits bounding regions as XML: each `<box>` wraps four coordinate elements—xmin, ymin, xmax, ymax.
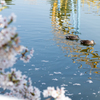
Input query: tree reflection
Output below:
<box><xmin>81</xmin><ymin>0</ymin><xmax>100</xmax><ymax>15</ymax></box>
<box><xmin>5</xmin><ymin>0</ymin><xmax>14</xmax><ymax>5</ymax></box>
<box><xmin>5</xmin><ymin>0</ymin><xmax>15</xmax><ymax>5</ymax></box>
<box><xmin>50</xmin><ymin>0</ymin><xmax>100</xmax><ymax>79</ymax></box>
<box><xmin>51</xmin><ymin>0</ymin><xmax>76</xmax><ymax>35</ymax></box>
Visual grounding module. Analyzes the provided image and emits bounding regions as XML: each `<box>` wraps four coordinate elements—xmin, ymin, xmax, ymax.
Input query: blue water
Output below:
<box><xmin>2</xmin><ymin>0</ymin><xmax>100</xmax><ymax>100</ymax></box>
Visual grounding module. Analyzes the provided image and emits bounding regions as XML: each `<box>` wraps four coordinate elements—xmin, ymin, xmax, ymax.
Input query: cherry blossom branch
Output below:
<box><xmin>0</xmin><ymin>68</ymin><xmax>41</xmax><ymax>100</ymax></box>
<box><xmin>0</xmin><ymin>1</ymin><xmax>71</xmax><ymax>100</ymax></box>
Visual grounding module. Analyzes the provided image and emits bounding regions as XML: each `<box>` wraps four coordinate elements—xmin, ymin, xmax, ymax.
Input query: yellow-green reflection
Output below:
<box><xmin>51</xmin><ymin>0</ymin><xmax>77</xmax><ymax>35</ymax></box>
<box><xmin>50</xmin><ymin>0</ymin><xmax>100</xmax><ymax>79</ymax></box>
<box><xmin>81</xmin><ymin>0</ymin><xmax>100</xmax><ymax>15</ymax></box>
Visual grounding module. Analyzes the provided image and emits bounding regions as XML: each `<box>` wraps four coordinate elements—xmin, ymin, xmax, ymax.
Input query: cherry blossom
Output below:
<box><xmin>9</xmin><ymin>13</ymin><xmax>16</xmax><ymax>22</ymax></box>
<box><xmin>0</xmin><ymin>68</ymin><xmax>41</xmax><ymax>100</ymax></box>
<box><xmin>43</xmin><ymin>87</ymin><xmax>71</xmax><ymax>100</ymax></box>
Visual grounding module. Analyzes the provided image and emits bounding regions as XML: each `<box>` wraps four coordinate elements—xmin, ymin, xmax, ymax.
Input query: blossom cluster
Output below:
<box><xmin>0</xmin><ymin>15</ymin><xmax>18</xmax><ymax>69</ymax></box>
<box><xmin>0</xmin><ymin>13</ymin><xmax>16</xmax><ymax>28</ymax></box>
<box><xmin>0</xmin><ymin>7</ymin><xmax>39</xmax><ymax>100</ymax></box>
<box><xmin>0</xmin><ymin>13</ymin><xmax>34</xmax><ymax>69</ymax></box>
<box><xmin>0</xmin><ymin>68</ymin><xmax>41</xmax><ymax>100</ymax></box>
<box><xmin>43</xmin><ymin>87</ymin><xmax>71</xmax><ymax>100</ymax></box>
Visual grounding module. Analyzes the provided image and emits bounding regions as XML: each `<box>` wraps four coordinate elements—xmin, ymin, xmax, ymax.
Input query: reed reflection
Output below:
<box><xmin>51</xmin><ymin>0</ymin><xmax>100</xmax><ymax>78</ymax></box>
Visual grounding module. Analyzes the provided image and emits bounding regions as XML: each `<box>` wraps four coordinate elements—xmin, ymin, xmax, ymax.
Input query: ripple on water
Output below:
<box><xmin>41</xmin><ymin>60</ymin><xmax>49</xmax><ymax>62</ymax></box>
<box><xmin>86</xmin><ymin>80</ymin><xmax>93</xmax><ymax>83</ymax></box>
<box><xmin>73</xmin><ymin>83</ymin><xmax>81</xmax><ymax>86</ymax></box>
<box><xmin>54</xmin><ymin>72</ymin><xmax>62</xmax><ymax>74</ymax></box>
<box><xmin>52</xmin><ymin>78</ymin><xmax>58</xmax><ymax>81</ymax></box>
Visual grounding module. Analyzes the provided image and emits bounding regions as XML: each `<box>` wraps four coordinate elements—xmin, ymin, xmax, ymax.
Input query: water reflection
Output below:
<box><xmin>81</xmin><ymin>0</ymin><xmax>100</xmax><ymax>15</ymax></box>
<box><xmin>5</xmin><ymin>0</ymin><xmax>14</xmax><ymax>5</ymax></box>
<box><xmin>50</xmin><ymin>0</ymin><xmax>100</xmax><ymax>79</ymax></box>
<box><xmin>24</xmin><ymin>0</ymin><xmax>37</xmax><ymax>5</ymax></box>
<box><xmin>51</xmin><ymin>0</ymin><xmax>80</xmax><ymax>35</ymax></box>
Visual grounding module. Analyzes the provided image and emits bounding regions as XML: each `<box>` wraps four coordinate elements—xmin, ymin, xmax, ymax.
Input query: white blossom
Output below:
<box><xmin>51</xmin><ymin>90</ymin><xmax>58</xmax><ymax>98</ymax></box>
<box><xmin>43</xmin><ymin>90</ymin><xmax>48</xmax><ymax>97</ymax></box>
<box><xmin>43</xmin><ymin>87</ymin><xmax>71</xmax><ymax>100</ymax></box>
<box><xmin>9</xmin><ymin>13</ymin><xmax>16</xmax><ymax>22</ymax></box>
<box><xmin>0</xmin><ymin>69</ymin><xmax>41</xmax><ymax>100</ymax></box>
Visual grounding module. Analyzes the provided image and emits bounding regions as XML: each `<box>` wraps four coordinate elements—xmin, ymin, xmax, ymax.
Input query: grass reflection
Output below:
<box><xmin>50</xmin><ymin>0</ymin><xmax>100</xmax><ymax>78</ymax></box>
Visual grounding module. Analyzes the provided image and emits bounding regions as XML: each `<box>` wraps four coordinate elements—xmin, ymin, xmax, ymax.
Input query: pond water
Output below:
<box><xmin>2</xmin><ymin>0</ymin><xmax>100</xmax><ymax>100</ymax></box>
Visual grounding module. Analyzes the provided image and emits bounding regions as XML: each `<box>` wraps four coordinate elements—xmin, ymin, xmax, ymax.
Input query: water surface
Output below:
<box><xmin>2</xmin><ymin>0</ymin><xmax>100</xmax><ymax>100</ymax></box>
